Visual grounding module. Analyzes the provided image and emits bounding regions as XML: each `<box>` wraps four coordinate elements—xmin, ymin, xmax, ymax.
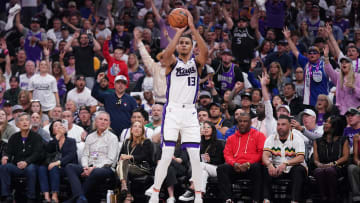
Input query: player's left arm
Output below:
<box><xmin>186</xmin><ymin>10</ymin><xmax>208</xmax><ymax>76</ymax></box>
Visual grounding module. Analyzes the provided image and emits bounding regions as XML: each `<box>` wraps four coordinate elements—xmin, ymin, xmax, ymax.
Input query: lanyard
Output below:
<box><xmin>308</xmin><ymin>60</ymin><xmax>320</xmax><ymax>79</ymax></box>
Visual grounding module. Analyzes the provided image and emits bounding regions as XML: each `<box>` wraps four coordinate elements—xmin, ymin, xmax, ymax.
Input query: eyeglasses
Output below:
<box><xmin>296</xmin><ymin>71</ymin><xmax>303</xmax><ymax>73</ymax></box>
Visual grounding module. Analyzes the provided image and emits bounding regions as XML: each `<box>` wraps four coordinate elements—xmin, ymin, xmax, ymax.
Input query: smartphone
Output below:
<box><xmin>62</xmin><ymin>119</ymin><xmax>68</xmax><ymax>131</ymax></box>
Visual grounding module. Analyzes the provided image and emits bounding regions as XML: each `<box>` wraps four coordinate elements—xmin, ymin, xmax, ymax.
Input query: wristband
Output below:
<box><xmin>3</xmin><ymin>49</ymin><xmax>8</xmax><ymax>55</ymax></box>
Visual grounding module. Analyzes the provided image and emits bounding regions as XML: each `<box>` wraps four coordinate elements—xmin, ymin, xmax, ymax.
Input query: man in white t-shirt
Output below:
<box><xmin>19</xmin><ymin>60</ymin><xmax>35</xmax><ymax>91</ymax></box>
<box><xmin>62</xmin><ymin>110</ymin><xmax>86</xmax><ymax>164</ymax></box>
<box><xmin>66</xmin><ymin>75</ymin><xmax>98</xmax><ymax>113</ymax></box>
<box><xmin>28</xmin><ymin>59</ymin><xmax>59</xmax><ymax>112</ymax></box>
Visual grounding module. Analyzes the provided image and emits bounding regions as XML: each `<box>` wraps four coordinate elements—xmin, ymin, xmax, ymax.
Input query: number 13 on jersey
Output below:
<box><xmin>188</xmin><ymin>76</ymin><xmax>196</xmax><ymax>86</ymax></box>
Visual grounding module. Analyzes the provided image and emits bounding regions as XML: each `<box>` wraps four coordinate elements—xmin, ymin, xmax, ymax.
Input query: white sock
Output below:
<box><xmin>187</xmin><ymin>148</ymin><xmax>202</xmax><ymax>196</ymax></box>
<box><xmin>152</xmin><ymin>146</ymin><xmax>175</xmax><ymax>190</ymax></box>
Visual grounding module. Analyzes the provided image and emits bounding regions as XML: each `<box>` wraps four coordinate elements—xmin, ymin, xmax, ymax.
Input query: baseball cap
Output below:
<box><xmin>12</xmin><ymin>105</ymin><xmax>24</xmax><ymax>113</ymax></box>
<box><xmin>68</xmin><ymin>1</ymin><xmax>76</xmax><ymax>7</ymax></box>
<box><xmin>78</xmin><ymin>105</ymin><xmax>90</xmax><ymax>114</ymax></box>
<box><xmin>339</xmin><ymin>56</ymin><xmax>352</xmax><ymax>63</ymax></box>
<box><xmin>345</xmin><ymin>107</ymin><xmax>360</xmax><ymax>116</ymax></box>
<box><xmin>238</xmin><ymin>16</ymin><xmax>249</xmax><ymax>22</ymax></box>
<box><xmin>3</xmin><ymin>100</ymin><xmax>11</xmax><ymax>107</ymax></box>
<box><xmin>276</xmin><ymin>104</ymin><xmax>291</xmax><ymax>114</ymax></box>
<box><xmin>199</xmin><ymin>91</ymin><xmax>211</xmax><ymax>99</ymax></box>
<box><xmin>308</xmin><ymin>46</ymin><xmax>320</xmax><ymax>54</ymax></box>
<box><xmin>277</xmin><ymin>39</ymin><xmax>288</xmax><ymax>45</ymax></box>
<box><xmin>61</xmin><ymin>25</ymin><xmax>68</xmax><ymax>30</ymax></box>
<box><xmin>114</xmin><ymin>75</ymin><xmax>128</xmax><ymax>83</ymax></box>
<box><xmin>209</xmin><ymin>102</ymin><xmax>221</xmax><ymax>108</ymax></box>
<box><xmin>174</xmin><ymin>0</ymin><xmax>184</xmax><ymax>6</ymax></box>
<box><xmin>76</xmin><ymin>75</ymin><xmax>85</xmax><ymax>81</ymax></box>
<box><xmin>222</xmin><ymin>49</ymin><xmax>232</xmax><ymax>55</ymax></box>
<box><xmin>31</xmin><ymin>17</ymin><xmax>40</xmax><ymax>24</ymax></box>
<box><xmin>302</xmin><ymin>109</ymin><xmax>316</xmax><ymax>118</ymax></box>
<box><xmin>241</xmin><ymin>92</ymin><xmax>252</xmax><ymax>100</ymax></box>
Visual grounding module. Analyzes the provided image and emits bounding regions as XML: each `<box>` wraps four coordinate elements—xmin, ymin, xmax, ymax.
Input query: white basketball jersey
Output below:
<box><xmin>166</xmin><ymin>57</ymin><xmax>199</xmax><ymax>104</ymax></box>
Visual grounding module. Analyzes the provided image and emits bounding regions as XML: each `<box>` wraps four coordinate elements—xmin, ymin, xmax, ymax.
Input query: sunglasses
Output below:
<box><xmin>308</xmin><ymin>51</ymin><xmax>319</xmax><ymax>55</ymax></box>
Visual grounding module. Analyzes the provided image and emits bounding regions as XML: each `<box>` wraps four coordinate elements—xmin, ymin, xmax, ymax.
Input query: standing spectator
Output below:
<box><xmin>51</xmin><ymin>62</ymin><xmax>68</xmax><ymax>105</ymax></box>
<box><xmin>4</xmin><ymin>76</ymin><xmax>21</xmax><ymax>106</ymax></box>
<box><xmin>264</xmin><ymin>40</ymin><xmax>293</xmax><ymax>78</ymax></box>
<box><xmin>0</xmin><ymin>113</ymin><xmax>43</xmax><ymax>203</ymax></box>
<box><xmin>293</xmin><ymin>67</ymin><xmax>305</xmax><ymax>97</ymax></box>
<box><xmin>11</xmin><ymin>49</ymin><xmax>27</xmax><ymax>77</ymax></box>
<box><xmin>212</xmin><ymin>49</ymin><xmax>244</xmax><ymax>96</ymax></box>
<box><xmin>46</xmin><ymin>18</ymin><xmax>62</xmax><ymax>43</ymax></box>
<box><xmin>344</xmin><ymin>108</ymin><xmax>360</xmax><ymax>147</ymax></box>
<box><xmin>333</xmin><ymin>7</ymin><xmax>350</xmax><ymax>35</ymax></box>
<box><xmin>265</xmin><ymin>0</ymin><xmax>287</xmax><ymax>39</ymax></box>
<box><xmin>306</xmin><ymin>5</ymin><xmax>324</xmax><ymax>38</ymax></box>
<box><xmin>217</xmin><ymin>112</ymin><xmax>266</xmax><ymax>203</ymax></box>
<box><xmin>134</xmin><ymin>29</ymin><xmax>167</xmax><ymax>104</ymax></box>
<box><xmin>282</xmin><ymin>83</ymin><xmax>304</xmax><ymax>116</ymax></box>
<box><xmin>28</xmin><ymin>56</ymin><xmax>60</xmax><ymax>112</ymax></box>
<box><xmin>92</xmin><ymin>73</ymin><xmax>137</xmax><ymax>136</ymax></box>
<box><xmin>103</xmin><ymin>36</ymin><xmax>129</xmax><ymax>89</ymax></box>
<box><xmin>66</xmin><ymin>75</ymin><xmax>98</xmax><ymax>113</ymax></box>
<box><xmin>225</xmin><ymin>8</ymin><xmax>258</xmax><ymax>72</ymax></box>
<box><xmin>284</xmin><ymin>27</ymin><xmax>330</xmax><ymax>107</ymax></box>
<box><xmin>111</xmin><ymin>21</ymin><xmax>131</xmax><ymax>53</ymax></box>
<box><xmin>315</xmin><ymin>94</ymin><xmax>340</xmax><ymax>126</ymax></box>
<box><xmin>19</xmin><ymin>60</ymin><xmax>35</xmax><ymax>91</ymax></box>
<box><xmin>64</xmin><ymin>31</ymin><xmax>101</xmax><ymax>89</ymax></box>
<box><xmin>64</xmin><ymin>111</ymin><xmax>118</xmax><ymax>203</ymax></box>
<box><xmin>15</xmin><ymin>14</ymin><xmax>47</xmax><ymax>62</ymax></box>
<box><xmin>262</xmin><ymin>115</ymin><xmax>307</xmax><ymax>203</ymax></box>
<box><xmin>324</xmin><ymin>46</ymin><xmax>360</xmax><ymax>115</ymax></box>
<box><xmin>313</xmin><ymin>116</ymin><xmax>349</xmax><ymax>203</ymax></box>
<box><xmin>127</xmin><ymin>54</ymin><xmax>145</xmax><ymax>90</ymax></box>
<box><xmin>29</xmin><ymin>100</ymin><xmax>50</xmax><ymax>127</ymax></box>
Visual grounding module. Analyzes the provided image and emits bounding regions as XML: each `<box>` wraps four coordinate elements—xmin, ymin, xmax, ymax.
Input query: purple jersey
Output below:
<box><xmin>24</xmin><ymin>30</ymin><xmax>43</xmax><ymax>62</ymax></box>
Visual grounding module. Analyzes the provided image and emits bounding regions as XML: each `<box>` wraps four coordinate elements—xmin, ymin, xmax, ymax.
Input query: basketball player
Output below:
<box><xmin>148</xmin><ymin>10</ymin><xmax>208</xmax><ymax>203</ymax></box>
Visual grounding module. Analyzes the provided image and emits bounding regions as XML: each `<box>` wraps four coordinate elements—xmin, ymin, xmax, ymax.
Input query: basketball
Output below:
<box><xmin>168</xmin><ymin>8</ymin><xmax>188</xmax><ymax>28</ymax></box>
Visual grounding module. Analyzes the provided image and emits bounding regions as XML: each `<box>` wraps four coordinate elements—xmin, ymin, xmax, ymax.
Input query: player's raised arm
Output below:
<box><xmin>185</xmin><ymin>10</ymin><xmax>208</xmax><ymax>74</ymax></box>
<box><xmin>162</xmin><ymin>26</ymin><xmax>187</xmax><ymax>68</ymax></box>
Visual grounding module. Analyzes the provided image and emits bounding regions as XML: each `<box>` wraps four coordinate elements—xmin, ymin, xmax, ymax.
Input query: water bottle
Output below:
<box><xmin>106</xmin><ymin>190</ymin><xmax>113</xmax><ymax>203</ymax></box>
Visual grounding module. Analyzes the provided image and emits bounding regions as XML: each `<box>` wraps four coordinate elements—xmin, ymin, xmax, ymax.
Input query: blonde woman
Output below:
<box><xmin>268</xmin><ymin>61</ymin><xmax>291</xmax><ymax>96</ymax></box>
<box><xmin>324</xmin><ymin>46</ymin><xmax>360</xmax><ymax>115</ymax></box>
<box><xmin>315</xmin><ymin>94</ymin><xmax>340</xmax><ymax>126</ymax></box>
<box><xmin>117</xmin><ymin>121</ymin><xmax>153</xmax><ymax>202</ymax></box>
<box><xmin>0</xmin><ymin>109</ymin><xmax>17</xmax><ymax>143</ymax></box>
<box><xmin>18</xmin><ymin>90</ymin><xmax>31</xmax><ymax>112</ymax></box>
<box><xmin>29</xmin><ymin>100</ymin><xmax>50</xmax><ymax>126</ymax></box>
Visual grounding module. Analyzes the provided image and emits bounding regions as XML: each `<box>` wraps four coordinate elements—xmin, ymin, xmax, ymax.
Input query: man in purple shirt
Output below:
<box><xmin>344</xmin><ymin>108</ymin><xmax>360</xmax><ymax>147</ymax></box>
<box><xmin>151</xmin><ymin>0</ymin><xmax>175</xmax><ymax>49</ymax></box>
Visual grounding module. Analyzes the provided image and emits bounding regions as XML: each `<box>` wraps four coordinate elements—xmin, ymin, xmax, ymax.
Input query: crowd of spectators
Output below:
<box><xmin>0</xmin><ymin>0</ymin><xmax>360</xmax><ymax>202</ymax></box>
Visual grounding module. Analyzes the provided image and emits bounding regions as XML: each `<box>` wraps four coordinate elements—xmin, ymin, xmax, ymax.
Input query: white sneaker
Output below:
<box><xmin>178</xmin><ymin>190</ymin><xmax>195</xmax><ymax>201</ymax></box>
<box><xmin>194</xmin><ymin>197</ymin><xmax>203</xmax><ymax>203</ymax></box>
<box><xmin>145</xmin><ymin>185</ymin><xmax>154</xmax><ymax>197</ymax></box>
<box><xmin>166</xmin><ymin>197</ymin><xmax>176</xmax><ymax>203</ymax></box>
<box><xmin>148</xmin><ymin>193</ymin><xmax>159</xmax><ymax>203</ymax></box>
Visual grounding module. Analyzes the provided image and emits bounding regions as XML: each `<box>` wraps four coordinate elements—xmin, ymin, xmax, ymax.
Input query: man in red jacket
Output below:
<box><xmin>217</xmin><ymin>112</ymin><xmax>266</xmax><ymax>203</ymax></box>
<box><xmin>103</xmin><ymin>36</ymin><xmax>129</xmax><ymax>89</ymax></box>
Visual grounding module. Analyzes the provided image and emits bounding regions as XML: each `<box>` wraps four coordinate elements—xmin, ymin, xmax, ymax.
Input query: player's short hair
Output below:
<box><xmin>180</xmin><ymin>34</ymin><xmax>193</xmax><ymax>44</ymax></box>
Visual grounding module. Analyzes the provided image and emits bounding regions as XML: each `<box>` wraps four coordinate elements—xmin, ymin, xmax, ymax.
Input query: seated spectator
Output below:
<box><xmin>62</xmin><ymin>110</ymin><xmax>86</xmax><ymax>164</ymax></box>
<box><xmin>76</xmin><ymin>106</ymin><xmax>94</xmax><ymax>134</ymax></box>
<box><xmin>8</xmin><ymin>105</ymin><xmax>24</xmax><ymax>131</ymax></box>
<box><xmin>240</xmin><ymin>93</ymin><xmax>256</xmax><ymax>118</ymax></box>
<box><xmin>267</xmin><ymin>61</ymin><xmax>291</xmax><ymax>96</ymax></box>
<box><xmin>344</xmin><ymin>108</ymin><xmax>360</xmax><ymax>148</ymax></box>
<box><xmin>251</xmin><ymin>102</ymin><xmax>274</xmax><ymax>137</ymax></box>
<box><xmin>30</xmin><ymin>112</ymin><xmax>51</xmax><ymax>142</ymax></box>
<box><xmin>120</xmin><ymin>108</ymin><xmax>153</xmax><ymax>148</ymax></box>
<box><xmin>349</xmin><ymin>132</ymin><xmax>360</xmax><ymax>202</ymax></box>
<box><xmin>315</xmin><ymin>94</ymin><xmax>340</xmax><ymax>126</ymax></box>
<box><xmin>29</xmin><ymin>100</ymin><xmax>50</xmax><ymax>127</ymax></box>
<box><xmin>224</xmin><ymin>108</ymin><xmax>245</xmax><ymax>140</ymax></box>
<box><xmin>3</xmin><ymin>101</ymin><xmax>13</xmax><ymax>122</ymax></box>
<box><xmin>293</xmin><ymin>67</ymin><xmax>305</xmax><ymax>98</ymax></box>
<box><xmin>208</xmin><ymin>102</ymin><xmax>232</xmax><ymax>137</ymax></box>
<box><xmin>313</xmin><ymin>116</ymin><xmax>349</xmax><ymax>203</ymax></box>
<box><xmin>144</xmin><ymin>104</ymin><xmax>163</xmax><ymax>143</ymax></box>
<box><xmin>0</xmin><ymin>113</ymin><xmax>43</xmax><ymax>203</ymax></box>
<box><xmin>64</xmin><ymin>111</ymin><xmax>118</xmax><ymax>202</ymax></box>
<box><xmin>19</xmin><ymin>61</ymin><xmax>36</xmax><ymax>91</ymax></box>
<box><xmin>323</xmin><ymin>47</ymin><xmax>360</xmax><ymax>115</ymax></box>
<box><xmin>66</xmin><ymin>75</ymin><xmax>98</xmax><ymax>113</ymax></box>
<box><xmin>291</xmin><ymin>109</ymin><xmax>324</xmax><ymax>160</ymax></box>
<box><xmin>18</xmin><ymin>90</ymin><xmax>31</xmax><ymax>112</ymax></box>
<box><xmin>217</xmin><ymin>112</ymin><xmax>266</xmax><ymax>203</ymax></box>
<box><xmin>0</xmin><ymin>109</ymin><xmax>17</xmax><ymax>143</ymax></box>
<box><xmin>179</xmin><ymin>121</ymin><xmax>225</xmax><ymax>201</ymax></box>
<box><xmin>51</xmin><ymin>62</ymin><xmax>68</xmax><ymax>105</ymax></box>
<box><xmin>117</xmin><ymin>121</ymin><xmax>153</xmax><ymax>202</ymax></box>
<box><xmin>282</xmin><ymin>83</ymin><xmax>304</xmax><ymax>116</ymax></box>
<box><xmin>38</xmin><ymin>120</ymin><xmax>78</xmax><ymax>203</ymax></box>
<box><xmin>262</xmin><ymin>115</ymin><xmax>307</xmax><ymax>203</ymax></box>
<box><xmin>4</xmin><ymin>76</ymin><xmax>21</xmax><ymax>106</ymax></box>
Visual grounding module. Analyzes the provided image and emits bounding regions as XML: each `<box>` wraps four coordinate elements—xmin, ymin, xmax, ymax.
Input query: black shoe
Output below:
<box><xmin>178</xmin><ymin>190</ymin><xmax>195</xmax><ymax>201</ymax></box>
